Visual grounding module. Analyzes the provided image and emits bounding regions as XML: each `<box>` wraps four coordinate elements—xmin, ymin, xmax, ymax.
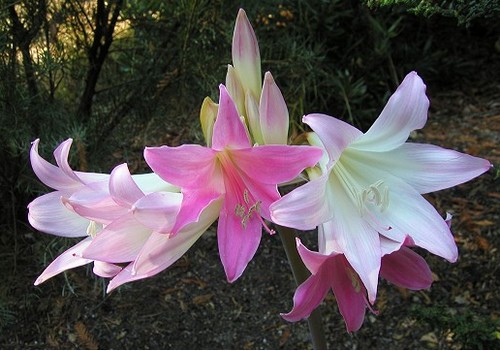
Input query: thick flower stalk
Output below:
<box><xmin>271</xmin><ymin>72</ymin><xmax>492</xmax><ymax>305</ymax></box>
<box><xmin>144</xmin><ymin>85</ymin><xmax>322</xmax><ymax>282</ymax></box>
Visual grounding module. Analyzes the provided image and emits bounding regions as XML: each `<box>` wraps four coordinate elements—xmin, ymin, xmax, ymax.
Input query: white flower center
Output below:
<box><xmin>334</xmin><ymin>160</ymin><xmax>391</xmax><ymax>232</ymax></box>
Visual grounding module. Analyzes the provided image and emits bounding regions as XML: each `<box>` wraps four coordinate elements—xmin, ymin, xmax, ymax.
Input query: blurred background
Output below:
<box><xmin>1</xmin><ymin>0</ymin><xmax>499</xmax><ymax>348</ymax></box>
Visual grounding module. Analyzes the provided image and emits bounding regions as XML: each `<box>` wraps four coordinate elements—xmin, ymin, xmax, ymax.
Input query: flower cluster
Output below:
<box><xmin>29</xmin><ymin>9</ymin><xmax>491</xmax><ymax>332</ymax></box>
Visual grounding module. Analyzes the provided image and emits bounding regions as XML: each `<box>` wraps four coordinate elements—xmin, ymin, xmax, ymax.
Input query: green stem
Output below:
<box><xmin>277</xmin><ymin>225</ymin><xmax>327</xmax><ymax>349</ymax></box>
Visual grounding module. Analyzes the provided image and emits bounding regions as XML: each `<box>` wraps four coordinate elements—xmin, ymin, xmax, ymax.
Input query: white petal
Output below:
<box><xmin>351</xmin><ymin>72</ymin><xmax>428</xmax><ymax>152</ymax></box>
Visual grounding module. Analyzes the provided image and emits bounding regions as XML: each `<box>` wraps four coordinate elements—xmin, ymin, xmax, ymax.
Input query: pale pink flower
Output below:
<box><xmin>29</xmin><ymin>139</ymin><xmax>178</xmax><ymax>285</ymax></box>
<box><xmin>271</xmin><ymin>72</ymin><xmax>492</xmax><ymax>302</ymax></box>
<box><xmin>144</xmin><ymin>85</ymin><xmax>322</xmax><ymax>282</ymax></box>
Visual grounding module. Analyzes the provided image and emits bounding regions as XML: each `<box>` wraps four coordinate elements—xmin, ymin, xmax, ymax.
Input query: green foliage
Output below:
<box><xmin>410</xmin><ymin>304</ymin><xmax>500</xmax><ymax>348</ymax></box>
<box><xmin>364</xmin><ymin>0</ymin><xmax>500</xmax><ymax>27</ymax></box>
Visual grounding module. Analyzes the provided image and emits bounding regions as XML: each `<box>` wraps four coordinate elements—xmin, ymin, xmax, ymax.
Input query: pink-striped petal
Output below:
<box><xmin>211</xmin><ymin>85</ymin><xmax>251</xmax><ymax>151</ymax></box>
<box><xmin>296</xmin><ymin>238</ymin><xmax>332</xmax><ymax>275</ymax></box>
<box><xmin>170</xmin><ymin>190</ymin><xmax>220</xmax><ymax>234</ymax></box>
<box><xmin>28</xmin><ymin>192</ymin><xmax>89</xmax><ymax>237</ymax></box>
<box><xmin>351</xmin><ymin>72</ymin><xmax>428</xmax><ymax>152</ymax></box>
<box><xmin>259</xmin><ymin>72</ymin><xmax>289</xmax><ymax>145</ymax></box>
<box><xmin>381</xmin><ymin>246</ymin><xmax>433</xmax><ymax>290</ymax></box>
<box><xmin>53</xmin><ymin>138</ymin><xmax>82</xmax><ymax>183</ymax></box>
<box><xmin>34</xmin><ymin>237</ymin><xmax>93</xmax><ymax>285</ymax></box>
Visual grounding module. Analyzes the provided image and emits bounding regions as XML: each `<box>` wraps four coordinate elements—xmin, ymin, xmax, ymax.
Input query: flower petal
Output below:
<box><xmin>303</xmin><ymin>114</ymin><xmax>362</xmax><ymax>165</ymax></box>
<box><xmin>325</xmin><ymin>174</ymin><xmax>382</xmax><ymax>303</ymax></box>
<box><xmin>211</xmin><ymin>85</ymin><xmax>251</xmax><ymax>150</ymax></box>
<box><xmin>329</xmin><ymin>255</ymin><xmax>368</xmax><ymax>332</ymax></box>
<box><xmin>225</xmin><ymin>64</ymin><xmax>246</xmax><ymax>117</ymax></box>
<box><xmin>93</xmin><ymin>261</ymin><xmax>122</xmax><ymax>278</ymax></box>
<box><xmin>82</xmin><ymin>216</ymin><xmax>152</xmax><ymax>263</ymax></box>
<box><xmin>270</xmin><ymin>173</ymin><xmax>332</xmax><ymax>231</ymax></box>
<box><xmin>296</xmin><ymin>238</ymin><xmax>332</xmax><ymax>275</ymax></box>
<box><xmin>131</xmin><ymin>173</ymin><xmax>179</xmax><ymax>193</ymax></box>
<box><xmin>245</xmin><ymin>90</ymin><xmax>264</xmax><ymax>144</ymax></box>
<box><xmin>133</xmin><ymin>196</ymin><xmax>220</xmax><ymax>276</ymax></box>
<box><xmin>200</xmin><ymin>96</ymin><xmax>219</xmax><ymax>148</ymax></box>
<box><xmin>34</xmin><ymin>237</ymin><xmax>93</xmax><ymax>285</ymax></box>
<box><xmin>30</xmin><ymin>139</ymin><xmax>80</xmax><ymax>191</ymax></box>
<box><xmin>170</xmin><ymin>190</ymin><xmax>220</xmax><ymax>234</ymax></box>
<box><xmin>109</xmin><ymin>163</ymin><xmax>145</xmax><ymax>207</ymax></box>
<box><xmin>230</xmin><ymin>144</ymin><xmax>322</xmax><ymax>185</ymax></box>
<box><xmin>232</xmin><ymin>8</ymin><xmax>262</xmax><ymax>100</ymax></box>
<box><xmin>259</xmin><ymin>72</ymin><xmax>289</xmax><ymax>145</ymax></box>
<box><xmin>28</xmin><ymin>192</ymin><xmax>89</xmax><ymax>237</ymax></box>
<box><xmin>281</xmin><ymin>267</ymin><xmax>330</xmax><ymax>322</ymax></box>
<box><xmin>144</xmin><ymin>144</ymin><xmax>220</xmax><ymax>190</ymax></box>
<box><xmin>381</xmin><ymin>246</ymin><xmax>433</xmax><ymax>290</ymax></box>
<box><xmin>351</xmin><ymin>72</ymin><xmax>428</xmax><ymax>152</ymax></box>
<box><xmin>132</xmin><ymin>191</ymin><xmax>183</xmax><ymax>233</ymax></box>
<box><xmin>357</xmin><ymin>143</ymin><xmax>492</xmax><ymax>194</ymax></box>
<box><xmin>218</xmin><ymin>191</ymin><xmax>262</xmax><ymax>282</ymax></box>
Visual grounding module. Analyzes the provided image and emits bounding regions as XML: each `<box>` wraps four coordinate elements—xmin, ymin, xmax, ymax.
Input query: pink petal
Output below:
<box><xmin>259</xmin><ymin>72</ymin><xmax>289</xmax><ymax>145</ymax></box>
<box><xmin>296</xmin><ymin>238</ymin><xmax>331</xmax><ymax>275</ymax></box>
<box><xmin>170</xmin><ymin>190</ymin><xmax>220</xmax><ymax>234</ymax></box>
<box><xmin>211</xmin><ymin>85</ymin><xmax>251</xmax><ymax>150</ymax></box>
<box><xmin>30</xmin><ymin>139</ymin><xmax>80</xmax><ymax>191</ymax></box>
<box><xmin>82</xmin><ymin>216</ymin><xmax>152</xmax><ymax>263</ymax></box>
<box><xmin>381</xmin><ymin>246</ymin><xmax>433</xmax><ymax>290</ymax></box>
<box><xmin>134</xmin><ymin>197</ymin><xmax>220</xmax><ymax>276</ymax></box>
<box><xmin>93</xmin><ymin>261</ymin><xmax>122</xmax><ymax>278</ymax></box>
<box><xmin>110</xmin><ymin>163</ymin><xmax>145</xmax><ymax>207</ymax></box>
<box><xmin>352</xmin><ymin>72</ymin><xmax>429</xmax><ymax>152</ymax></box>
<box><xmin>63</xmin><ymin>190</ymin><xmax>128</xmax><ymax>225</ymax></box>
<box><xmin>34</xmin><ymin>237</ymin><xmax>93</xmax><ymax>285</ymax></box>
<box><xmin>144</xmin><ymin>144</ymin><xmax>220</xmax><ymax>190</ymax></box>
<box><xmin>217</xmin><ymin>191</ymin><xmax>262</xmax><ymax>282</ymax></box>
<box><xmin>53</xmin><ymin>138</ymin><xmax>83</xmax><ymax>183</ymax></box>
<box><xmin>132</xmin><ymin>192</ymin><xmax>183</xmax><ymax>233</ymax></box>
<box><xmin>28</xmin><ymin>192</ymin><xmax>89</xmax><ymax>237</ymax></box>
<box><xmin>281</xmin><ymin>268</ymin><xmax>330</xmax><ymax>322</ymax></box>
<box><xmin>232</xmin><ymin>8</ymin><xmax>262</xmax><ymax>100</ymax></box>
<box><xmin>108</xmin><ymin>198</ymin><xmax>221</xmax><ymax>292</ymax></box>
<box><xmin>329</xmin><ymin>255</ymin><xmax>368</xmax><ymax>332</ymax></box>
<box><xmin>380</xmin><ymin>143</ymin><xmax>492</xmax><ymax>194</ymax></box>
<box><xmin>230</xmin><ymin>144</ymin><xmax>322</xmax><ymax>185</ymax></box>
<box><xmin>270</xmin><ymin>174</ymin><xmax>332</xmax><ymax>231</ymax></box>
<box><xmin>303</xmin><ymin>114</ymin><xmax>362</xmax><ymax>165</ymax></box>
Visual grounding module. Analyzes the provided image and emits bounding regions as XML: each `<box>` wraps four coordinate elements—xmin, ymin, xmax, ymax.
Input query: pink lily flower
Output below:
<box><xmin>28</xmin><ymin>139</ymin><xmax>120</xmax><ymax>284</ymax></box>
<box><xmin>80</xmin><ymin>163</ymin><xmax>222</xmax><ymax>292</ymax></box>
<box><xmin>270</xmin><ymin>72</ymin><xmax>492</xmax><ymax>303</ymax></box>
<box><xmin>29</xmin><ymin>139</ymin><xmax>178</xmax><ymax>285</ymax></box>
<box><xmin>144</xmin><ymin>85</ymin><xmax>322</xmax><ymax>282</ymax></box>
<box><xmin>282</xmin><ymin>238</ymin><xmax>432</xmax><ymax>332</ymax></box>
